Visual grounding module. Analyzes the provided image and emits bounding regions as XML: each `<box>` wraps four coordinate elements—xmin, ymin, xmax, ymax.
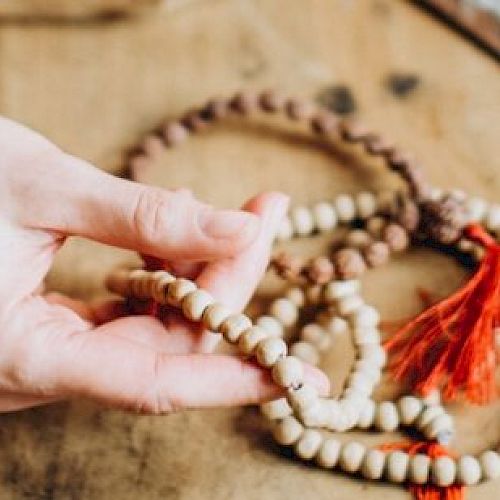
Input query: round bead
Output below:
<box><xmin>377</xmin><ymin>190</ymin><xmax>396</xmax><ymax>214</ymax></box>
<box><xmin>432</xmin><ymin>456</ymin><xmax>456</xmax><ymax>487</ymax></box>
<box><xmin>312</xmin><ymin>202</ymin><xmax>338</xmax><ymax>232</ymax></box>
<box><xmin>337</xmin><ymin>295</ymin><xmax>364</xmax><ymax>316</ymax></box>
<box><xmin>479</xmin><ymin>451</ymin><xmax>500</xmax><ymax>480</ymax></box>
<box><xmin>397</xmin><ymin>396</ymin><xmax>424</xmax><ymax>426</ymax></box>
<box><xmin>287</xmin><ymin>384</ymin><xmax>319</xmax><ymax>411</ymax></box>
<box><xmin>421</xmin><ymin>389</ymin><xmax>441</xmax><ymax>406</ymax></box>
<box><xmin>308</xmin><ymin>256</ymin><xmax>335</xmax><ymax>284</ymax></box>
<box><xmin>219</xmin><ymin>314</ymin><xmax>252</xmax><ymax>343</ymax></box>
<box><xmin>238</xmin><ymin>326</ymin><xmax>269</xmax><ymax>356</ymax></box>
<box><xmin>335</xmin><ymin>249</ymin><xmax>367</xmax><ymax>279</ymax></box>
<box><xmin>202</xmin><ymin>303</ymin><xmax>232</xmax><ymax>331</ymax></box>
<box><xmin>464</xmin><ymin>197</ymin><xmax>488</xmax><ymax>223</ymax></box>
<box><xmin>273</xmin><ymin>416</ymin><xmax>303</xmax><ymax>446</ymax></box>
<box><xmin>353</xmin><ymin>328</ymin><xmax>381</xmax><ymax>346</ymax></box>
<box><xmin>324</xmin><ymin>280</ymin><xmax>360</xmax><ymax>301</ymax></box>
<box><xmin>272</xmin><ymin>356</ymin><xmax>304</xmax><ymax>388</ymax></box>
<box><xmin>295</xmin><ymin>429</ymin><xmax>323</xmax><ymax>460</ymax></box>
<box><xmin>375</xmin><ymin>402</ymin><xmax>400</xmax><ymax>432</ymax></box>
<box><xmin>362</xmin><ymin>449</ymin><xmax>386</xmax><ymax>480</ymax></box>
<box><xmin>142</xmin><ymin>134</ymin><xmax>164</xmax><ymax>157</ymax></box>
<box><xmin>356</xmin><ymin>191</ymin><xmax>377</xmax><ymax>219</ymax></box>
<box><xmin>486</xmin><ymin>204</ymin><xmax>500</xmax><ymax>231</ymax></box>
<box><xmin>290</xmin><ymin>206</ymin><xmax>315</xmax><ymax>236</ymax></box>
<box><xmin>260</xmin><ymin>398</ymin><xmax>292</xmax><ymax>420</ymax></box>
<box><xmin>383</xmin><ymin>223</ymin><xmax>409</xmax><ymax>252</ymax></box>
<box><xmin>339</xmin><ymin>442</ymin><xmax>366</xmax><ymax>473</ymax></box>
<box><xmin>366</xmin><ymin>216</ymin><xmax>387</xmax><ymax>239</ymax></box>
<box><xmin>256</xmin><ymin>315</ymin><xmax>284</xmax><ymax>337</ymax></box>
<box><xmin>323</xmin><ymin>316</ymin><xmax>349</xmax><ymax>336</ymax></box>
<box><xmin>350</xmin><ymin>305</ymin><xmax>380</xmax><ymax>328</ymax></box>
<box><xmin>300</xmin><ymin>323</ymin><xmax>330</xmax><ymax>351</ymax></box>
<box><xmin>285</xmin><ymin>287</ymin><xmax>306</xmax><ymax>307</ymax></box>
<box><xmin>316</xmin><ymin>438</ymin><xmax>342</xmax><ymax>468</ymax></box>
<box><xmin>270</xmin><ymin>298</ymin><xmax>299</xmax><ymax>327</ymax></box>
<box><xmin>416</xmin><ymin>406</ymin><xmax>445</xmax><ymax>430</ymax></box>
<box><xmin>255</xmin><ymin>337</ymin><xmax>287</xmax><ymax>367</ymax></box>
<box><xmin>335</xmin><ymin>194</ymin><xmax>356</xmax><ymax>223</ymax></box>
<box><xmin>290</xmin><ymin>341</ymin><xmax>320</xmax><ymax>366</ymax></box>
<box><xmin>358</xmin><ymin>344</ymin><xmax>387</xmax><ymax>368</ymax></box>
<box><xmin>259</xmin><ymin>89</ymin><xmax>287</xmax><ymax>112</ymax></box>
<box><xmin>387</xmin><ymin>451</ymin><xmax>410</xmax><ymax>483</ymax></box>
<box><xmin>423</xmin><ymin>414</ymin><xmax>454</xmax><ymax>443</ymax></box>
<box><xmin>151</xmin><ymin>271</ymin><xmax>176</xmax><ymax>303</ymax></box>
<box><xmin>182</xmin><ymin>289</ymin><xmax>214</xmax><ymax>321</ymax></box>
<box><xmin>231</xmin><ymin>90</ymin><xmax>258</xmax><ymax>114</ymax></box>
<box><xmin>305</xmin><ymin>285</ymin><xmax>323</xmax><ymax>305</ymax></box>
<box><xmin>457</xmin><ymin>455</ymin><xmax>482</xmax><ymax>486</ymax></box>
<box><xmin>345</xmin><ymin>229</ymin><xmax>371</xmax><ymax>249</ymax></box>
<box><xmin>286</xmin><ymin>98</ymin><xmax>314</xmax><ymax>120</ymax></box>
<box><xmin>163</xmin><ymin>122</ymin><xmax>188</xmax><ymax>146</ymax></box>
<box><xmin>277</xmin><ymin>217</ymin><xmax>293</xmax><ymax>241</ymax></box>
<box><xmin>347</xmin><ymin>371</ymin><xmax>375</xmax><ymax>396</ymax></box>
<box><xmin>357</xmin><ymin>399</ymin><xmax>376</xmax><ymax>429</ymax></box>
<box><xmin>364</xmin><ymin>241</ymin><xmax>390</xmax><ymax>268</ymax></box>
<box><xmin>409</xmin><ymin>454</ymin><xmax>431</xmax><ymax>484</ymax></box>
<box><xmin>166</xmin><ymin>278</ymin><xmax>197</xmax><ymax>307</ymax></box>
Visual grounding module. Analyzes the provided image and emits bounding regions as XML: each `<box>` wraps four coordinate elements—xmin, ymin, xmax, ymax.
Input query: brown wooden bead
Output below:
<box><xmin>364</xmin><ymin>134</ymin><xmax>394</xmax><ymax>155</ymax></box>
<box><xmin>203</xmin><ymin>98</ymin><xmax>229</xmax><ymax>120</ymax></box>
<box><xmin>334</xmin><ymin>248</ymin><xmax>367</xmax><ymax>279</ymax></box>
<box><xmin>308</xmin><ymin>256</ymin><xmax>335</xmax><ymax>284</ymax></box>
<box><xmin>163</xmin><ymin>122</ymin><xmax>189</xmax><ymax>146</ymax></box>
<box><xmin>142</xmin><ymin>134</ymin><xmax>164</xmax><ymax>157</ymax></box>
<box><xmin>286</xmin><ymin>97</ymin><xmax>314</xmax><ymax>120</ymax></box>
<box><xmin>388</xmin><ymin>150</ymin><xmax>413</xmax><ymax>170</ymax></box>
<box><xmin>393</xmin><ymin>195</ymin><xmax>420</xmax><ymax>232</ymax></box>
<box><xmin>271</xmin><ymin>252</ymin><xmax>305</xmax><ymax>281</ymax></box>
<box><xmin>339</xmin><ymin>119</ymin><xmax>370</xmax><ymax>142</ymax></box>
<box><xmin>311</xmin><ymin>112</ymin><xmax>338</xmax><ymax>135</ymax></box>
<box><xmin>363</xmin><ymin>241</ymin><xmax>390</xmax><ymax>267</ymax></box>
<box><xmin>230</xmin><ymin>90</ymin><xmax>258</xmax><ymax>114</ymax></box>
<box><xmin>183</xmin><ymin>110</ymin><xmax>209</xmax><ymax>132</ymax></box>
<box><xmin>383</xmin><ymin>223</ymin><xmax>409</xmax><ymax>252</ymax></box>
<box><xmin>259</xmin><ymin>89</ymin><xmax>287</xmax><ymax>112</ymax></box>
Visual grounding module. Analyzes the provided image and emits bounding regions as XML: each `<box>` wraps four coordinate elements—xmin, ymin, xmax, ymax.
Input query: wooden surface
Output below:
<box><xmin>0</xmin><ymin>1</ymin><xmax>499</xmax><ymax>499</ymax></box>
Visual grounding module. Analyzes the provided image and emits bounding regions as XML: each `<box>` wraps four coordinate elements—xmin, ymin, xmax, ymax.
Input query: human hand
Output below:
<box><xmin>0</xmin><ymin>117</ymin><xmax>329</xmax><ymax>413</ymax></box>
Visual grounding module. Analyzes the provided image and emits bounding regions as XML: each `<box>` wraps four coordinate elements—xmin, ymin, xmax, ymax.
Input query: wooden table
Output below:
<box><xmin>0</xmin><ymin>1</ymin><xmax>498</xmax><ymax>498</ymax></box>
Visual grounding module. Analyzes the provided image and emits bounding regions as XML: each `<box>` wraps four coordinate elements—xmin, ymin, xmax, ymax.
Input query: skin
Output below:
<box><xmin>0</xmin><ymin>117</ymin><xmax>329</xmax><ymax>414</ymax></box>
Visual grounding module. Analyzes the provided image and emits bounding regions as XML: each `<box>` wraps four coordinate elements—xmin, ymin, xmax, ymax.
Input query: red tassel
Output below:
<box><xmin>378</xmin><ymin>442</ymin><xmax>464</xmax><ymax>500</ymax></box>
<box><xmin>385</xmin><ymin>223</ymin><xmax>499</xmax><ymax>405</ymax></box>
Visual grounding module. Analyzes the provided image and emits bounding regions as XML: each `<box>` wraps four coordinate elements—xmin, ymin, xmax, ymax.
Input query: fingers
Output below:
<box><xmin>0</xmin><ymin>392</ymin><xmax>61</xmax><ymax>413</ymax></box>
<box><xmin>15</xmin><ymin>151</ymin><xmax>260</xmax><ymax>261</ymax></box>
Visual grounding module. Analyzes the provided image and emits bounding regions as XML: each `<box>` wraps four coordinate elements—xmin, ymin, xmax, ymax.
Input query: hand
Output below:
<box><xmin>0</xmin><ymin>117</ymin><xmax>329</xmax><ymax>413</ymax></box>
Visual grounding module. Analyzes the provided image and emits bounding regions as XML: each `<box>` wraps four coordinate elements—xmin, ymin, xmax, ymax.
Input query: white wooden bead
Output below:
<box><xmin>285</xmin><ymin>287</ymin><xmax>306</xmax><ymax>307</ymax></box>
<box><xmin>429</xmin><ymin>187</ymin><xmax>443</xmax><ymax>201</ymax></box>
<box><xmin>323</xmin><ymin>315</ymin><xmax>349</xmax><ymax>336</ymax></box>
<box><xmin>238</xmin><ymin>326</ymin><xmax>269</xmax><ymax>356</ymax></box>
<box><xmin>366</xmin><ymin>216</ymin><xmax>386</xmax><ymax>239</ymax></box>
<box><xmin>287</xmin><ymin>384</ymin><xmax>319</xmax><ymax>411</ymax></box>
<box><xmin>479</xmin><ymin>451</ymin><xmax>500</xmax><ymax>480</ymax></box>
<box><xmin>339</xmin><ymin>442</ymin><xmax>366</xmax><ymax>473</ymax></box>
<box><xmin>356</xmin><ymin>191</ymin><xmax>377</xmax><ymax>219</ymax></box>
<box><xmin>298</xmin><ymin>400</ymin><xmax>330</xmax><ymax>427</ymax></box>
<box><xmin>387</xmin><ymin>451</ymin><xmax>410</xmax><ymax>483</ymax></box>
<box><xmin>256</xmin><ymin>315</ymin><xmax>284</xmax><ymax>337</ymax></box>
<box><xmin>362</xmin><ymin>449</ymin><xmax>386</xmax><ymax>480</ymax></box>
<box><xmin>273</xmin><ymin>416</ymin><xmax>303</xmax><ymax>445</ymax></box>
<box><xmin>290</xmin><ymin>206</ymin><xmax>315</xmax><ymax>236</ymax></box>
<box><xmin>277</xmin><ymin>216</ymin><xmax>293</xmax><ymax>241</ymax></box>
<box><xmin>416</xmin><ymin>406</ymin><xmax>445</xmax><ymax>430</ymax></box>
<box><xmin>316</xmin><ymin>438</ymin><xmax>342</xmax><ymax>468</ymax></box>
<box><xmin>202</xmin><ymin>303</ymin><xmax>232</xmax><ymax>331</ymax></box>
<box><xmin>457</xmin><ymin>455</ymin><xmax>482</xmax><ymax>486</ymax></box>
<box><xmin>338</xmin><ymin>400</ymin><xmax>360</xmax><ymax>428</ymax></box>
<box><xmin>353</xmin><ymin>360</ymin><xmax>381</xmax><ymax>383</ymax></box>
<box><xmin>219</xmin><ymin>314</ymin><xmax>252</xmax><ymax>343</ymax></box>
<box><xmin>432</xmin><ymin>456</ymin><xmax>456</xmax><ymax>487</ymax></box>
<box><xmin>353</xmin><ymin>327</ymin><xmax>381</xmax><ymax>346</ymax></box>
<box><xmin>375</xmin><ymin>402</ymin><xmax>400</xmax><ymax>432</ymax></box>
<box><xmin>166</xmin><ymin>278</ymin><xmax>197</xmax><ymax>307</ymax></box>
<box><xmin>358</xmin><ymin>344</ymin><xmax>387</xmax><ymax>368</ymax></box>
<box><xmin>350</xmin><ymin>305</ymin><xmax>380</xmax><ymax>328</ymax></box>
<box><xmin>409</xmin><ymin>454</ymin><xmax>431</xmax><ymax>484</ymax></box>
<box><xmin>272</xmin><ymin>356</ymin><xmax>304</xmax><ymax>388</ymax></box>
<box><xmin>300</xmin><ymin>323</ymin><xmax>330</xmax><ymax>351</ymax></box>
<box><xmin>260</xmin><ymin>398</ymin><xmax>292</xmax><ymax>420</ymax></box>
<box><xmin>397</xmin><ymin>396</ymin><xmax>424</xmax><ymax>426</ymax></box>
<box><xmin>151</xmin><ymin>271</ymin><xmax>176</xmax><ymax>303</ymax></box>
<box><xmin>324</xmin><ymin>280</ymin><xmax>360</xmax><ymax>301</ymax></box>
<box><xmin>182</xmin><ymin>289</ymin><xmax>214</xmax><ymax>321</ymax></box>
<box><xmin>290</xmin><ymin>341</ymin><xmax>320</xmax><ymax>366</ymax></box>
<box><xmin>337</xmin><ymin>295</ymin><xmax>364</xmax><ymax>316</ymax></box>
<box><xmin>295</xmin><ymin>429</ymin><xmax>323</xmax><ymax>460</ymax></box>
<box><xmin>335</xmin><ymin>194</ymin><xmax>356</xmax><ymax>223</ymax></box>
<box><xmin>312</xmin><ymin>201</ymin><xmax>338</xmax><ymax>232</ymax></box>
<box><xmin>486</xmin><ymin>204</ymin><xmax>500</xmax><ymax>231</ymax></box>
<box><xmin>255</xmin><ymin>337</ymin><xmax>287</xmax><ymax>367</ymax></box>
<box><xmin>449</xmin><ymin>188</ymin><xmax>466</xmax><ymax>201</ymax></box>
<box><xmin>421</xmin><ymin>389</ymin><xmax>441</xmax><ymax>406</ymax></box>
<box><xmin>342</xmin><ymin>390</ymin><xmax>368</xmax><ymax>410</ymax></box>
<box><xmin>270</xmin><ymin>298</ymin><xmax>298</xmax><ymax>327</ymax></box>
<box><xmin>347</xmin><ymin>371</ymin><xmax>375</xmax><ymax>396</ymax></box>
<box><xmin>423</xmin><ymin>414</ymin><xmax>454</xmax><ymax>443</ymax></box>
<box><xmin>464</xmin><ymin>197</ymin><xmax>488</xmax><ymax>223</ymax></box>
<box><xmin>357</xmin><ymin>399</ymin><xmax>376</xmax><ymax>429</ymax></box>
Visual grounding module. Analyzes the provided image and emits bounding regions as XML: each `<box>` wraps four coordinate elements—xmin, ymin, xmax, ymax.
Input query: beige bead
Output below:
<box><xmin>300</xmin><ymin>323</ymin><xmax>330</xmax><ymax>351</ymax></box>
<box><xmin>486</xmin><ymin>204</ymin><xmax>500</xmax><ymax>231</ymax></box>
<box><xmin>270</xmin><ymin>298</ymin><xmax>298</xmax><ymax>327</ymax></box>
<box><xmin>163</xmin><ymin>122</ymin><xmax>188</xmax><ymax>146</ymax></box>
<box><xmin>479</xmin><ymin>451</ymin><xmax>500</xmax><ymax>480</ymax></box>
<box><xmin>457</xmin><ymin>456</ymin><xmax>481</xmax><ymax>486</ymax></box>
<box><xmin>202</xmin><ymin>303</ymin><xmax>232</xmax><ymax>331</ymax></box>
<box><xmin>340</xmin><ymin>442</ymin><xmax>366</xmax><ymax>473</ymax></box>
<box><xmin>383</xmin><ymin>223</ymin><xmax>409</xmax><ymax>252</ymax></box>
<box><xmin>273</xmin><ymin>416</ymin><xmax>303</xmax><ymax>446</ymax></box>
<box><xmin>335</xmin><ymin>194</ymin><xmax>356</xmax><ymax>223</ymax></box>
<box><xmin>432</xmin><ymin>456</ymin><xmax>456</xmax><ymax>487</ymax></box>
<box><xmin>166</xmin><ymin>278</ymin><xmax>197</xmax><ymax>307</ymax></box>
<box><xmin>377</xmin><ymin>190</ymin><xmax>396</xmax><ymax>214</ymax></box>
<box><xmin>219</xmin><ymin>314</ymin><xmax>252</xmax><ymax>343</ymax></box>
<box><xmin>323</xmin><ymin>315</ymin><xmax>349</xmax><ymax>336</ymax></box>
<box><xmin>324</xmin><ymin>280</ymin><xmax>360</xmax><ymax>301</ymax></box>
<box><xmin>272</xmin><ymin>356</ymin><xmax>304</xmax><ymax>388</ymax></box>
<box><xmin>312</xmin><ymin>201</ymin><xmax>338</xmax><ymax>232</ymax></box>
<box><xmin>150</xmin><ymin>271</ymin><xmax>176</xmax><ymax>303</ymax></box>
<box><xmin>335</xmin><ymin>248</ymin><xmax>367</xmax><ymax>279</ymax></box>
<box><xmin>129</xmin><ymin>269</ymin><xmax>149</xmax><ymax>298</ymax></box>
<box><xmin>356</xmin><ymin>191</ymin><xmax>378</xmax><ymax>219</ymax></box>
<box><xmin>409</xmin><ymin>454</ymin><xmax>431</xmax><ymax>484</ymax></box>
<box><xmin>350</xmin><ymin>304</ymin><xmax>379</xmax><ymax>328</ymax></box>
<box><xmin>397</xmin><ymin>396</ymin><xmax>423</xmax><ymax>426</ymax></box>
<box><xmin>423</xmin><ymin>414</ymin><xmax>454</xmax><ymax>443</ymax></box>
<box><xmin>182</xmin><ymin>289</ymin><xmax>214</xmax><ymax>321</ymax></box>
<box><xmin>305</xmin><ymin>285</ymin><xmax>323</xmax><ymax>305</ymax></box>
<box><xmin>337</xmin><ymin>295</ymin><xmax>364</xmax><ymax>316</ymax></box>
<box><xmin>416</xmin><ymin>406</ymin><xmax>445</xmax><ymax>430</ymax></box>
<box><xmin>316</xmin><ymin>438</ymin><xmax>342</xmax><ymax>468</ymax></box>
<box><xmin>375</xmin><ymin>401</ymin><xmax>400</xmax><ymax>432</ymax></box>
<box><xmin>238</xmin><ymin>326</ymin><xmax>268</xmax><ymax>356</ymax></box>
<box><xmin>260</xmin><ymin>398</ymin><xmax>292</xmax><ymax>420</ymax></box>
<box><xmin>353</xmin><ymin>327</ymin><xmax>381</xmax><ymax>346</ymax></box>
<box><xmin>346</xmin><ymin>229</ymin><xmax>372</xmax><ymax>249</ymax></box>
<box><xmin>387</xmin><ymin>451</ymin><xmax>410</xmax><ymax>483</ymax></box>
<box><xmin>362</xmin><ymin>449</ymin><xmax>386</xmax><ymax>480</ymax></box>
<box><xmin>287</xmin><ymin>384</ymin><xmax>319</xmax><ymax>411</ymax></box>
<box><xmin>290</xmin><ymin>341</ymin><xmax>320</xmax><ymax>366</ymax></box>
<box><xmin>296</xmin><ymin>401</ymin><xmax>328</xmax><ymax>427</ymax></box>
<box><xmin>421</xmin><ymin>389</ymin><xmax>441</xmax><ymax>406</ymax></box>
<box><xmin>256</xmin><ymin>315</ymin><xmax>284</xmax><ymax>337</ymax></box>
<box><xmin>366</xmin><ymin>216</ymin><xmax>387</xmax><ymax>239</ymax></box>
<box><xmin>464</xmin><ymin>197</ymin><xmax>488</xmax><ymax>223</ymax></box>
<box><xmin>364</xmin><ymin>241</ymin><xmax>390</xmax><ymax>268</ymax></box>
<box><xmin>295</xmin><ymin>429</ymin><xmax>323</xmax><ymax>460</ymax></box>
<box><xmin>290</xmin><ymin>206</ymin><xmax>315</xmax><ymax>236</ymax></box>
<box><xmin>277</xmin><ymin>216</ymin><xmax>293</xmax><ymax>241</ymax></box>
<box><xmin>347</xmin><ymin>371</ymin><xmax>375</xmax><ymax>396</ymax></box>
<box><xmin>353</xmin><ymin>359</ymin><xmax>381</xmax><ymax>382</ymax></box>
<box><xmin>358</xmin><ymin>344</ymin><xmax>387</xmax><ymax>368</ymax></box>
<box><xmin>285</xmin><ymin>287</ymin><xmax>306</xmax><ymax>307</ymax></box>
<box><xmin>357</xmin><ymin>399</ymin><xmax>376</xmax><ymax>429</ymax></box>
<box><xmin>255</xmin><ymin>337</ymin><xmax>287</xmax><ymax>367</ymax></box>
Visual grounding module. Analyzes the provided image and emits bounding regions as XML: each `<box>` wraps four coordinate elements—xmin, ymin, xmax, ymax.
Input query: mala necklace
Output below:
<box><xmin>107</xmin><ymin>90</ymin><xmax>500</xmax><ymax>499</ymax></box>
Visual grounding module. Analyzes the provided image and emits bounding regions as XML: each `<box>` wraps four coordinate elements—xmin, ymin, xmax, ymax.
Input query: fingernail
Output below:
<box><xmin>200</xmin><ymin>210</ymin><xmax>259</xmax><ymax>239</ymax></box>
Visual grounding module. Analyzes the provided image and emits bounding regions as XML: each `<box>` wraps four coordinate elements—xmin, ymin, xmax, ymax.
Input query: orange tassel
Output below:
<box><xmin>385</xmin><ymin>223</ymin><xmax>499</xmax><ymax>404</ymax></box>
<box><xmin>378</xmin><ymin>442</ymin><xmax>464</xmax><ymax>500</ymax></box>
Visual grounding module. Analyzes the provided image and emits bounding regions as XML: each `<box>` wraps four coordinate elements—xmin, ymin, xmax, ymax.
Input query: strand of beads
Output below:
<box><xmin>105</xmin><ymin>267</ymin><xmax>500</xmax><ymax>488</ymax></box>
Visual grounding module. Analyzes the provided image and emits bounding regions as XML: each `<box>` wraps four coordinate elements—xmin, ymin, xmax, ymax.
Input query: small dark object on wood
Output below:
<box><xmin>317</xmin><ymin>85</ymin><xmax>357</xmax><ymax>115</ymax></box>
<box><xmin>386</xmin><ymin>73</ymin><xmax>421</xmax><ymax>98</ymax></box>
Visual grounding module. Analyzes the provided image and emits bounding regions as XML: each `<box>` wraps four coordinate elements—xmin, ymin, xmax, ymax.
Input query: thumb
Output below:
<box><xmin>19</xmin><ymin>151</ymin><xmax>261</xmax><ymax>261</ymax></box>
